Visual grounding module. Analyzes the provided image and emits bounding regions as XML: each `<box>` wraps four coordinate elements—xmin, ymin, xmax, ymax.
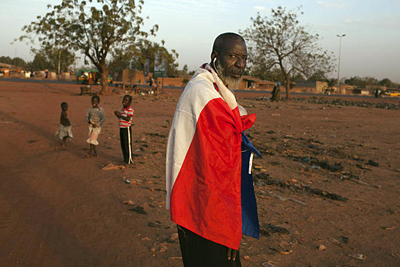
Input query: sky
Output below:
<box><xmin>0</xmin><ymin>0</ymin><xmax>399</xmax><ymax>82</ymax></box>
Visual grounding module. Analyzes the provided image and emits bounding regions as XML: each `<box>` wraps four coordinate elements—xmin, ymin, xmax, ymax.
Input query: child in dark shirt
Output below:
<box><xmin>57</xmin><ymin>102</ymin><xmax>73</xmax><ymax>147</ymax></box>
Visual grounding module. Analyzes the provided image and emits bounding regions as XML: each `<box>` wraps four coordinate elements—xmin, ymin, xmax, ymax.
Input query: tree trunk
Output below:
<box><xmin>285</xmin><ymin>77</ymin><xmax>291</xmax><ymax>100</ymax></box>
<box><xmin>100</xmin><ymin>71</ymin><xmax>109</xmax><ymax>94</ymax></box>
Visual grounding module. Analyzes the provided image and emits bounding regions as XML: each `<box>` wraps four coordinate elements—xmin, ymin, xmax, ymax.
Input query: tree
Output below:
<box><xmin>109</xmin><ymin>39</ymin><xmax>179</xmax><ymax>80</ymax></box>
<box><xmin>379</xmin><ymin>78</ymin><xmax>392</xmax><ymax>87</ymax></box>
<box><xmin>129</xmin><ymin>40</ymin><xmax>179</xmax><ymax>77</ymax></box>
<box><xmin>345</xmin><ymin>76</ymin><xmax>380</xmax><ymax>87</ymax></box>
<box><xmin>11</xmin><ymin>57</ymin><xmax>27</xmax><ymax>69</ymax></box>
<box><xmin>325</xmin><ymin>78</ymin><xmax>337</xmax><ymax>88</ymax></box>
<box><xmin>0</xmin><ymin>56</ymin><xmax>27</xmax><ymax>70</ymax></box>
<box><xmin>242</xmin><ymin>6</ymin><xmax>335</xmax><ymax>99</ymax></box>
<box><xmin>0</xmin><ymin>56</ymin><xmax>13</xmax><ymax>65</ymax></box>
<box><xmin>345</xmin><ymin>76</ymin><xmax>365</xmax><ymax>87</ymax></box>
<box><xmin>46</xmin><ymin>47</ymin><xmax>76</xmax><ymax>73</ymax></box>
<box><xmin>30</xmin><ymin>53</ymin><xmax>50</xmax><ymax>71</ymax></box>
<box><xmin>18</xmin><ymin>0</ymin><xmax>158</xmax><ymax>93</ymax></box>
<box><xmin>31</xmin><ymin>46</ymin><xmax>75</xmax><ymax>73</ymax></box>
<box><xmin>180</xmin><ymin>64</ymin><xmax>189</xmax><ymax>75</ymax></box>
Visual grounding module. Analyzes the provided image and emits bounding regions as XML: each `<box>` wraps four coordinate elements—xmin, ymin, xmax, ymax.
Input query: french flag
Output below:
<box><xmin>166</xmin><ymin>64</ymin><xmax>260</xmax><ymax>250</ymax></box>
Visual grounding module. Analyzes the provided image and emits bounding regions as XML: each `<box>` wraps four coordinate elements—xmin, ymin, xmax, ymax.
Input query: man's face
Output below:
<box><xmin>215</xmin><ymin>38</ymin><xmax>247</xmax><ymax>88</ymax></box>
<box><xmin>61</xmin><ymin>104</ymin><xmax>68</xmax><ymax>112</ymax></box>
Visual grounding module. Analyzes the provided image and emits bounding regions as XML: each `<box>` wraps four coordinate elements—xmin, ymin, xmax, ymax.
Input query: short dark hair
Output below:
<box><xmin>61</xmin><ymin>102</ymin><xmax>68</xmax><ymax>107</ymax></box>
<box><xmin>212</xmin><ymin>32</ymin><xmax>245</xmax><ymax>56</ymax></box>
<box><xmin>91</xmin><ymin>95</ymin><xmax>100</xmax><ymax>102</ymax></box>
<box><xmin>123</xmin><ymin>94</ymin><xmax>132</xmax><ymax>103</ymax></box>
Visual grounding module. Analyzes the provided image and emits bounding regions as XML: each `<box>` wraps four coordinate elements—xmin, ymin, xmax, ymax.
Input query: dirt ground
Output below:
<box><xmin>0</xmin><ymin>80</ymin><xmax>399</xmax><ymax>267</ymax></box>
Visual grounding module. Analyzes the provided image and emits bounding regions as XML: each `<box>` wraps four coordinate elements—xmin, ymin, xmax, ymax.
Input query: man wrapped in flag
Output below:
<box><xmin>166</xmin><ymin>32</ymin><xmax>261</xmax><ymax>266</ymax></box>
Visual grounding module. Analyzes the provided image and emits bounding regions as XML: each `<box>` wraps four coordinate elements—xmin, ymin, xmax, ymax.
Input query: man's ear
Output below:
<box><xmin>211</xmin><ymin>51</ymin><xmax>218</xmax><ymax>63</ymax></box>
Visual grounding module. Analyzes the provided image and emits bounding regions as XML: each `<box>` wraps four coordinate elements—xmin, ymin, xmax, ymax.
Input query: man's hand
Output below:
<box><xmin>226</xmin><ymin>247</ymin><xmax>238</xmax><ymax>261</ymax></box>
<box><xmin>114</xmin><ymin>110</ymin><xmax>120</xmax><ymax>117</ymax></box>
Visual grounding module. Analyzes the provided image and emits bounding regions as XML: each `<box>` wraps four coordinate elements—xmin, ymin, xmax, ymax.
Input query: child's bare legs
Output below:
<box><xmin>62</xmin><ymin>136</ymin><xmax>68</xmax><ymax>147</ymax></box>
<box><xmin>92</xmin><ymin>145</ymin><xmax>97</xmax><ymax>157</ymax></box>
<box><xmin>87</xmin><ymin>144</ymin><xmax>98</xmax><ymax>157</ymax></box>
<box><xmin>87</xmin><ymin>144</ymin><xmax>93</xmax><ymax>157</ymax></box>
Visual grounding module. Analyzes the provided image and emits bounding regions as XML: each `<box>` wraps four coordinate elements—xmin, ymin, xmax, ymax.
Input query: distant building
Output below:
<box><xmin>292</xmin><ymin>81</ymin><xmax>328</xmax><ymax>93</ymax></box>
<box><xmin>240</xmin><ymin>76</ymin><xmax>275</xmax><ymax>90</ymax></box>
<box><xmin>113</xmin><ymin>69</ymin><xmax>276</xmax><ymax>90</ymax></box>
<box><xmin>0</xmin><ymin>62</ymin><xmax>13</xmax><ymax>77</ymax></box>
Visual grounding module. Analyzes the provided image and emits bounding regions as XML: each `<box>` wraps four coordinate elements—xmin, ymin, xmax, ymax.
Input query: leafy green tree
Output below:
<box><xmin>31</xmin><ymin>46</ymin><xmax>75</xmax><ymax>73</ymax></box>
<box><xmin>345</xmin><ymin>76</ymin><xmax>365</xmax><ymax>87</ymax></box>
<box><xmin>325</xmin><ymin>78</ymin><xmax>337</xmax><ymax>88</ymax></box>
<box><xmin>11</xmin><ymin>57</ymin><xmax>27</xmax><ymax>68</ymax></box>
<box><xmin>241</xmin><ymin>6</ymin><xmax>335</xmax><ymax>99</ymax></box>
<box><xmin>18</xmin><ymin>0</ymin><xmax>158</xmax><ymax>93</ymax></box>
<box><xmin>364</xmin><ymin>77</ymin><xmax>379</xmax><ymax>86</ymax></box>
<box><xmin>110</xmin><ymin>40</ymin><xmax>179</xmax><ymax>78</ymax></box>
<box><xmin>379</xmin><ymin>78</ymin><xmax>392</xmax><ymax>87</ymax></box>
<box><xmin>345</xmin><ymin>76</ymin><xmax>380</xmax><ymax>87</ymax></box>
<box><xmin>46</xmin><ymin>47</ymin><xmax>75</xmax><ymax>73</ymax></box>
<box><xmin>0</xmin><ymin>56</ymin><xmax>13</xmax><ymax>65</ymax></box>
<box><xmin>180</xmin><ymin>64</ymin><xmax>189</xmax><ymax>75</ymax></box>
<box><xmin>307</xmin><ymin>69</ymin><xmax>327</xmax><ymax>81</ymax></box>
<box><xmin>30</xmin><ymin>52</ymin><xmax>50</xmax><ymax>71</ymax></box>
<box><xmin>292</xmin><ymin>73</ymin><xmax>306</xmax><ymax>82</ymax></box>
<box><xmin>0</xmin><ymin>56</ymin><xmax>27</xmax><ymax>69</ymax></box>
<box><xmin>129</xmin><ymin>40</ymin><xmax>179</xmax><ymax>77</ymax></box>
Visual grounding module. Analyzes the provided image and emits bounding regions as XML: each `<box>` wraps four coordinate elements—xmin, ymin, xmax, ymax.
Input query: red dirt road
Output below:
<box><xmin>0</xmin><ymin>80</ymin><xmax>399</xmax><ymax>267</ymax></box>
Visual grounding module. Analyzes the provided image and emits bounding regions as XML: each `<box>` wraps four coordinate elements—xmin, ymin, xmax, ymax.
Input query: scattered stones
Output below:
<box><xmin>287</xmin><ymin>97</ymin><xmax>399</xmax><ymax>110</ymax></box>
<box><xmin>170</xmin><ymin>233</ymin><xmax>179</xmax><ymax>242</ymax></box>
<box><xmin>311</xmin><ymin>160</ymin><xmax>343</xmax><ymax>172</ymax></box>
<box><xmin>254</xmin><ymin>173</ymin><xmax>348</xmax><ymax>201</ymax></box>
<box><xmin>128</xmin><ymin>206</ymin><xmax>147</xmax><ymax>215</ymax></box>
<box><xmin>101</xmin><ymin>163</ymin><xmax>125</xmax><ymax>170</ymax></box>
<box><xmin>148</xmin><ymin>221</ymin><xmax>163</xmax><ymax>228</ymax></box>
<box><xmin>261</xmin><ymin>262</ymin><xmax>276</xmax><ymax>267</ymax></box>
<box><xmin>260</xmin><ymin>223</ymin><xmax>290</xmax><ymax>236</ymax></box>
<box><xmin>318</xmin><ymin>244</ymin><xmax>326</xmax><ymax>251</ymax></box>
<box><xmin>367</xmin><ymin>159</ymin><xmax>379</xmax><ymax>167</ymax></box>
<box><xmin>328</xmin><ymin>237</ymin><xmax>342</xmax><ymax>246</ymax></box>
<box><xmin>356</xmin><ymin>164</ymin><xmax>372</xmax><ymax>170</ymax></box>
<box><xmin>340</xmin><ymin>236</ymin><xmax>349</xmax><ymax>244</ymax></box>
<box><xmin>122</xmin><ymin>200</ymin><xmax>135</xmax><ymax>206</ymax></box>
<box><xmin>159</xmin><ymin>243</ymin><xmax>168</xmax><ymax>253</ymax></box>
<box><xmin>349</xmin><ymin>253</ymin><xmax>366</xmax><ymax>260</ymax></box>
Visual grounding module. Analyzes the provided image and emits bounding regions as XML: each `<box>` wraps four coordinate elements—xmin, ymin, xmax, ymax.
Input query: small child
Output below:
<box><xmin>57</xmin><ymin>102</ymin><xmax>73</xmax><ymax>146</ymax></box>
<box><xmin>114</xmin><ymin>95</ymin><xmax>134</xmax><ymax>164</ymax></box>
<box><xmin>85</xmin><ymin>95</ymin><xmax>105</xmax><ymax>157</ymax></box>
